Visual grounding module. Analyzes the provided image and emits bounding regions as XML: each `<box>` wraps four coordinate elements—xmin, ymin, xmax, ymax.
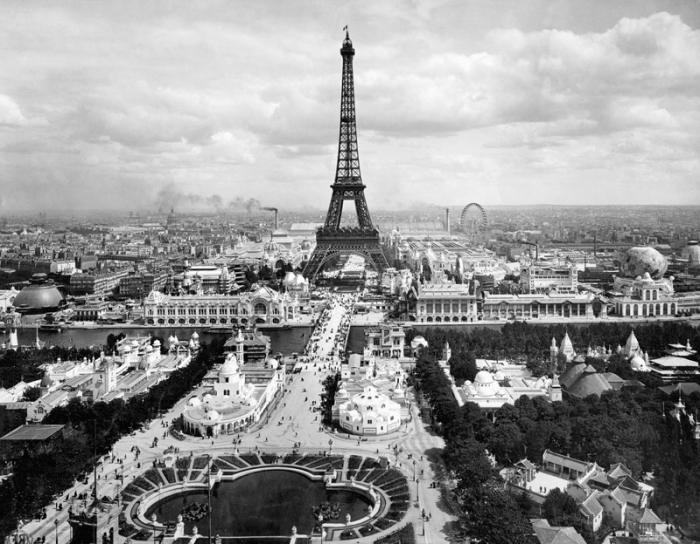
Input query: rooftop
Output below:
<box><xmin>650</xmin><ymin>356</ymin><xmax>698</xmax><ymax>368</ymax></box>
<box><xmin>0</xmin><ymin>424</ymin><xmax>64</xmax><ymax>442</ymax></box>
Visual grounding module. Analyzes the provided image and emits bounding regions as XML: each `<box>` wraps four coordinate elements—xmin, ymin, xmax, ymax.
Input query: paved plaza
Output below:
<box><xmin>23</xmin><ymin>296</ymin><xmax>458</xmax><ymax>543</ymax></box>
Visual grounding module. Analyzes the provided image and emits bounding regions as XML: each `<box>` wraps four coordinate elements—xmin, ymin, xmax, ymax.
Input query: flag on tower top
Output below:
<box><xmin>343</xmin><ymin>25</ymin><xmax>348</xmax><ymax>31</ymax></box>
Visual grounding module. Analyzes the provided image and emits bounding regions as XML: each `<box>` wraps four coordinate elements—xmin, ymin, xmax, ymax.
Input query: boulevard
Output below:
<box><xmin>20</xmin><ymin>294</ymin><xmax>458</xmax><ymax>544</ymax></box>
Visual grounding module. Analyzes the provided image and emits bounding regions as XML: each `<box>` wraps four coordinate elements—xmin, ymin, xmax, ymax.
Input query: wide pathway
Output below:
<box><xmin>23</xmin><ymin>294</ymin><xmax>457</xmax><ymax>544</ymax></box>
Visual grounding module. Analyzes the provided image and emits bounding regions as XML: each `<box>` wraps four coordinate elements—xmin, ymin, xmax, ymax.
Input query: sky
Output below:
<box><xmin>0</xmin><ymin>0</ymin><xmax>699</xmax><ymax>213</ymax></box>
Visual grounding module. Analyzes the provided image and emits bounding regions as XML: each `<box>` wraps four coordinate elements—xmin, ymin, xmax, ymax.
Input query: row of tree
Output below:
<box><xmin>0</xmin><ymin>337</ymin><xmax>224</xmax><ymax>538</ymax></box>
<box><xmin>0</xmin><ymin>345</ymin><xmax>102</xmax><ymax>391</ymax></box>
<box><xmin>413</xmin><ymin>352</ymin><xmax>534</xmax><ymax>543</ymax></box>
<box><xmin>412</xmin><ymin>323</ymin><xmax>700</xmax><ymax>542</ymax></box>
<box><xmin>407</xmin><ymin>321</ymin><xmax>700</xmax><ymax>367</ymax></box>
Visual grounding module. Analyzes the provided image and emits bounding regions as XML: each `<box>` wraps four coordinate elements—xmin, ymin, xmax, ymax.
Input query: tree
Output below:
<box><xmin>542</xmin><ymin>489</ymin><xmax>579</xmax><ymax>527</ymax></box>
<box><xmin>20</xmin><ymin>386</ymin><xmax>42</xmax><ymax>402</ymax></box>
<box><xmin>445</xmin><ymin>436</ymin><xmax>493</xmax><ymax>489</ymax></box>
<box><xmin>244</xmin><ymin>267</ymin><xmax>258</xmax><ymax>285</ymax></box>
<box><xmin>449</xmin><ymin>351</ymin><xmax>477</xmax><ymax>385</ymax></box>
<box><xmin>458</xmin><ymin>486</ymin><xmax>534</xmax><ymax>544</ymax></box>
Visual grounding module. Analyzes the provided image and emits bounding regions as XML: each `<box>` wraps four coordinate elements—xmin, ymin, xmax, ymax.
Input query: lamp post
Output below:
<box><xmin>412</xmin><ymin>459</ymin><xmax>416</xmax><ymax>482</ymax></box>
<box><xmin>150</xmin><ymin>513</ymin><xmax>157</xmax><ymax>544</ymax></box>
<box><xmin>54</xmin><ymin>518</ymin><xmax>59</xmax><ymax>544</ymax></box>
<box><xmin>319</xmin><ymin>514</ymin><xmax>324</xmax><ymax>544</ymax></box>
<box><xmin>206</xmin><ymin>455</ymin><xmax>213</xmax><ymax>544</ymax></box>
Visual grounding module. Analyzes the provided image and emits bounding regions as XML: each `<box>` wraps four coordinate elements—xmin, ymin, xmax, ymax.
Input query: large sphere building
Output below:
<box><xmin>12</xmin><ymin>274</ymin><xmax>65</xmax><ymax>313</ymax></box>
<box><xmin>613</xmin><ymin>247</ymin><xmax>676</xmax><ymax>318</ymax></box>
<box><xmin>620</xmin><ymin>247</ymin><xmax>668</xmax><ymax>279</ymax></box>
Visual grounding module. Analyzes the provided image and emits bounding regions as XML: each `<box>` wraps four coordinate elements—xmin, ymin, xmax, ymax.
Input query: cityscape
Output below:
<box><xmin>1</xmin><ymin>2</ymin><xmax>700</xmax><ymax>544</ymax></box>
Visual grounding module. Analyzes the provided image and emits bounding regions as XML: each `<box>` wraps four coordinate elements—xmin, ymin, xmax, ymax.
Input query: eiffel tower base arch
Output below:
<box><xmin>303</xmin><ymin>231</ymin><xmax>389</xmax><ymax>281</ymax></box>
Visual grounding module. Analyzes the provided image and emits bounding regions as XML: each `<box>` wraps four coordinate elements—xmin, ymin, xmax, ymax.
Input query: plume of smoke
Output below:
<box><xmin>153</xmin><ymin>183</ymin><xmax>261</xmax><ymax>214</ymax></box>
<box><xmin>227</xmin><ymin>197</ymin><xmax>261</xmax><ymax>215</ymax></box>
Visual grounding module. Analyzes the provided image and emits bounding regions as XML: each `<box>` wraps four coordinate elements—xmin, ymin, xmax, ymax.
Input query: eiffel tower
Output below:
<box><xmin>303</xmin><ymin>30</ymin><xmax>389</xmax><ymax>280</ymax></box>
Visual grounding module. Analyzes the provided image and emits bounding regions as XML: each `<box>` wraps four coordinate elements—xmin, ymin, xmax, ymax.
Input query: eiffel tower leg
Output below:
<box><xmin>324</xmin><ymin>192</ymin><xmax>345</xmax><ymax>230</ymax></box>
<box><xmin>354</xmin><ymin>194</ymin><xmax>373</xmax><ymax>230</ymax></box>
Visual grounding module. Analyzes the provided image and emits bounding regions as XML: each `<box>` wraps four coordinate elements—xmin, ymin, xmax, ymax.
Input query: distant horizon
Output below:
<box><xmin>3</xmin><ymin>203</ymin><xmax>700</xmax><ymax>220</ymax></box>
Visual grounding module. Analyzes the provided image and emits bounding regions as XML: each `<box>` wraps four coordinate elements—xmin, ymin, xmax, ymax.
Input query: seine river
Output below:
<box><xmin>15</xmin><ymin>326</ymin><xmax>369</xmax><ymax>355</ymax></box>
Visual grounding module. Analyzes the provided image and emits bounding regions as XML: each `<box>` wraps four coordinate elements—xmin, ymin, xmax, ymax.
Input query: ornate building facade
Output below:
<box><xmin>143</xmin><ymin>286</ymin><xmax>298</xmax><ymax>326</ymax></box>
<box><xmin>412</xmin><ymin>282</ymin><xmax>478</xmax><ymax>323</ymax></box>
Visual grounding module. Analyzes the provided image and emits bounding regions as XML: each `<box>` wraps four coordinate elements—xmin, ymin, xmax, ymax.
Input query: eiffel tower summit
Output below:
<box><xmin>303</xmin><ymin>29</ymin><xmax>390</xmax><ymax>280</ymax></box>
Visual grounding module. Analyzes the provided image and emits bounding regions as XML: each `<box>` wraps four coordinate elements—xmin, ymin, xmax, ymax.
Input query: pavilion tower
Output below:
<box><xmin>303</xmin><ymin>29</ymin><xmax>389</xmax><ymax>280</ymax></box>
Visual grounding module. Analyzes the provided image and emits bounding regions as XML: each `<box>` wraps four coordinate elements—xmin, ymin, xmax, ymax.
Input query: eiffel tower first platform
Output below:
<box><xmin>303</xmin><ymin>30</ymin><xmax>389</xmax><ymax>280</ymax></box>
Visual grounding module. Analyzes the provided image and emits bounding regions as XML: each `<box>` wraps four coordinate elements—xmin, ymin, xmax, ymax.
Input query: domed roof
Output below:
<box><xmin>152</xmin><ymin>339</ymin><xmax>161</xmax><ymax>347</ymax></box>
<box><xmin>283</xmin><ymin>271</ymin><xmax>296</xmax><ymax>285</ymax></box>
<box><xmin>191</xmin><ymin>331</ymin><xmax>199</xmax><ymax>340</ymax></box>
<box><xmin>493</xmin><ymin>370</ymin><xmax>505</xmax><ymax>382</ymax></box>
<box><xmin>220</xmin><ymin>354</ymin><xmax>239</xmax><ymax>376</ymax></box>
<box><xmin>474</xmin><ymin>370</ymin><xmax>494</xmax><ymax>384</ymax></box>
<box><xmin>620</xmin><ymin>246</ymin><xmax>667</xmax><ymax>280</ymax></box>
<box><xmin>410</xmin><ymin>336</ymin><xmax>428</xmax><ymax>349</ymax></box>
<box><xmin>684</xmin><ymin>241</ymin><xmax>700</xmax><ymax>266</ymax></box>
<box><xmin>13</xmin><ymin>276</ymin><xmax>64</xmax><ymax>313</ymax></box>
<box><xmin>630</xmin><ymin>354</ymin><xmax>646</xmax><ymax>370</ymax></box>
<box><xmin>567</xmin><ymin>373</ymin><xmax>613</xmax><ymax>399</ymax></box>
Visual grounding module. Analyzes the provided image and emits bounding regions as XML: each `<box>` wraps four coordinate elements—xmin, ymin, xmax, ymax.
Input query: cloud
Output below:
<box><xmin>0</xmin><ymin>3</ymin><xmax>698</xmax><ymax>210</ymax></box>
<box><xmin>0</xmin><ymin>95</ymin><xmax>26</xmax><ymax>126</ymax></box>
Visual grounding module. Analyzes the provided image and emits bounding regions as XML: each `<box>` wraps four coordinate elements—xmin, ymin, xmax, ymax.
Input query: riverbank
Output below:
<box><xmin>404</xmin><ymin>314</ymin><xmax>700</xmax><ymax>329</ymax></box>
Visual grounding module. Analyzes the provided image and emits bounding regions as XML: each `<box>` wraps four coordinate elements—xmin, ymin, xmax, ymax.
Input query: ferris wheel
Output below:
<box><xmin>460</xmin><ymin>203</ymin><xmax>488</xmax><ymax>238</ymax></box>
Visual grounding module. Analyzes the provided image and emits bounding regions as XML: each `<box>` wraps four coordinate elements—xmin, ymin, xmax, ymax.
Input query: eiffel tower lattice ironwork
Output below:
<box><xmin>303</xmin><ymin>30</ymin><xmax>389</xmax><ymax>279</ymax></box>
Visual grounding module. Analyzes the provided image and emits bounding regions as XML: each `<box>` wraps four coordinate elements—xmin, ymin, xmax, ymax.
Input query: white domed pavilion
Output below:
<box><xmin>335</xmin><ymin>385</ymin><xmax>402</xmax><ymax>436</ymax></box>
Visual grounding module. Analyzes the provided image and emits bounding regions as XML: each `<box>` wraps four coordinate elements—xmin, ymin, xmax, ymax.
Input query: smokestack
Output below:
<box><xmin>445</xmin><ymin>208</ymin><xmax>451</xmax><ymax>235</ymax></box>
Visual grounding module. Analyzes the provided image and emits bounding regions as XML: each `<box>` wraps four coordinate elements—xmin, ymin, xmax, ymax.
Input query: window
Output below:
<box><xmin>223</xmin><ymin>390</ymin><xmax>229</xmax><ymax>396</ymax></box>
<box><xmin>225</xmin><ymin>377</ymin><xmax>229</xmax><ymax>383</ymax></box>
<box><xmin>367</xmin><ymin>419</ymin><xmax>373</xmax><ymax>424</ymax></box>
